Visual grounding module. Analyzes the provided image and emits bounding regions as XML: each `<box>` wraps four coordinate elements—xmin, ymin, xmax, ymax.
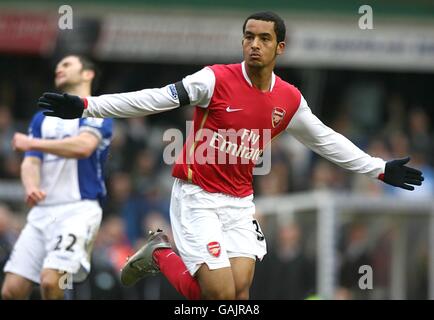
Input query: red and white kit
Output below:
<box><xmin>83</xmin><ymin>62</ymin><xmax>385</xmax><ymax>274</ymax></box>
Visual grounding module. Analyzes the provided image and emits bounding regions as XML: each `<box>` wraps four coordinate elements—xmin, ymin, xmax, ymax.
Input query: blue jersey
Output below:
<box><xmin>25</xmin><ymin>111</ymin><xmax>113</xmax><ymax>205</ymax></box>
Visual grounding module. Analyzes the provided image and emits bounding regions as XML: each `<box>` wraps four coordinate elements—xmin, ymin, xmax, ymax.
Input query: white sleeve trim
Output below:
<box><xmin>79</xmin><ymin>126</ymin><xmax>102</xmax><ymax>141</ymax></box>
<box><xmin>286</xmin><ymin>96</ymin><xmax>386</xmax><ymax>178</ymax></box>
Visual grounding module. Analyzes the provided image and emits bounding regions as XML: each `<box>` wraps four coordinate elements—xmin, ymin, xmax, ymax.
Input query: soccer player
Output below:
<box><xmin>1</xmin><ymin>55</ymin><xmax>113</xmax><ymax>300</ymax></box>
<box><xmin>36</xmin><ymin>12</ymin><xmax>423</xmax><ymax>300</ymax></box>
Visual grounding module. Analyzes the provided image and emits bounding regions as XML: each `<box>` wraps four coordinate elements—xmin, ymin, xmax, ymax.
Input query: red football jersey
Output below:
<box><xmin>172</xmin><ymin>63</ymin><xmax>301</xmax><ymax>197</ymax></box>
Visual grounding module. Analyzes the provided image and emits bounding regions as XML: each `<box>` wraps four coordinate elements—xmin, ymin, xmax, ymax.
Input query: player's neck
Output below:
<box><xmin>245</xmin><ymin>64</ymin><xmax>274</xmax><ymax>92</ymax></box>
<box><xmin>66</xmin><ymin>85</ymin><xmax>91</xmax><ymax>97</ymax></box>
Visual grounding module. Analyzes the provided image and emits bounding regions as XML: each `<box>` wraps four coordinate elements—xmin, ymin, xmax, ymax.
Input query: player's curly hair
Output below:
<box><xmin>242</xmin><ymin>11</ymin><xmax>286</xmax><ymax>43</ymax></box>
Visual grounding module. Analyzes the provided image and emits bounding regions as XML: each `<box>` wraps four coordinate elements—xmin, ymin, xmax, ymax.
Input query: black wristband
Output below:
<box><xmin>175</xmin><ymin>81</ymin><xmax>191</xmax><ymax>107</ymax></box>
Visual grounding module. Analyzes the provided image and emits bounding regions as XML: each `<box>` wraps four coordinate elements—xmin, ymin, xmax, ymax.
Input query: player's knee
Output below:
<box><xmin>1</xmin><ymin>284</ymin><xmax>22</xmax><ymax>300</ymax></box>
<box><xmin>234</xmin><ymin>277</ymin><xmax>251</xmax><ymax>300</ymax></box>
<box><xmin>202</xmin><ymin>285</ymin><xmax>236</xmax><ymax>300</ymax></box>
<box><xmin>236</xmin><ymin>281</ymin><xmax>252</xmax><ymax>300</ymax></box>
<box><xmin>1</xmin><ymin>285</ymin><xmax>14</xmax><ymax>300</ymax></box>
<box><xmin>40</xmin><ymin>274</ymin><xmax>64</xmax><ymax>299</ymax></box>
<box><xmin>235</xmin><ymin>289</ymin><xmax>249</xmax><ymax>300</ymax></box>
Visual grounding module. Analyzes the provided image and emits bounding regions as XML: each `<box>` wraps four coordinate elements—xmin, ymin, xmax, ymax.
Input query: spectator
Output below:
<box><xmin>0</xmin><ymin>204</ymin><xmax>16</xmax><ymax>288</ymax></box>
<box><xmin>0</xmin><ymin>105</ymin><xmax>20</xmax><ymax>179</ymax></box>
<box><xmin>408</xmin><ymin>108</ymin><xmax>433</xmax><ymax>164</ymax></box>
<box><xmin>252</xmin><ymin>220</ymin><xmax>315</xmax><ymax>299</ymax></box>
<box><xmin>338</xmin><ymin>222</ymin><xmax>372</xmax><ymax>300</ymax></box>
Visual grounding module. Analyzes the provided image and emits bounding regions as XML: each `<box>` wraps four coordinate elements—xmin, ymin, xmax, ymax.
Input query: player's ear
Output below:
<box><xmin>82</xmin><ymin>70</ymin><xmax>95</xmax><ymax>82</ymax></box>
<box><xmin>276</xmin><ymin>41</ymin><xmax>286</xmax><ymax>56</ymax></box>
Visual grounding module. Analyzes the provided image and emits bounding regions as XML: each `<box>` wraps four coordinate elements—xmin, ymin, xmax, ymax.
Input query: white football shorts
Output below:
<box><xmin>170</xmin><ymin>178</ymin><xmax>267</xmax><ymax>276</ymax></box>
<box><xmin>3</xmin><ymin>200</ymin><xmax>102</xmax><ymax>284</ymax></box>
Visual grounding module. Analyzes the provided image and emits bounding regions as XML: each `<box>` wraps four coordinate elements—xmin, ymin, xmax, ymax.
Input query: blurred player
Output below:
<box><xmin>1</xmin><ymin>55</ymin><xmax>113</xmax><ymax>299</ymax></box>
<box><xmin>37</xmin><ymin>12</ymin><xmax>423</xmax><ymax>300</ymax></box>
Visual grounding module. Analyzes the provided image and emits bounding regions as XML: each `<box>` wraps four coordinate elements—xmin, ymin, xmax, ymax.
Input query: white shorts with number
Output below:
<box><xmin>170</xmin><ymin>178</ymin><xmax>267</xmax><ymax>276</ymax></box>
<box><xmin>3</xmin><ymin>200</ymin><xmax>102</xmax><ymax>284</ymax></box>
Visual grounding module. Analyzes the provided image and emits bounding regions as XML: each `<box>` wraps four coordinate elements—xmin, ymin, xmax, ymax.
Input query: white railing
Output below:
<box><xmin>0</xmin><ymin>181</ymin><xmax>25</xmax><ymax>201</ymax></box>
<box><xmin>255</xmin><ymin>191</ymin><xmax>434</xmax><ymax>300</ymax></box>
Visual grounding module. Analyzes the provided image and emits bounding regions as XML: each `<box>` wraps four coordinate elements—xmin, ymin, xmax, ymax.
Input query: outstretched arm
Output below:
<box><xmin>286</xmin><ymin>96</ymin><xmax>424</xmax><ymax>190</ymax></box>
<box><xmin>38</xmin><ymin>68</ymin><xmax>215</xmax><ymax>119</ymax></box>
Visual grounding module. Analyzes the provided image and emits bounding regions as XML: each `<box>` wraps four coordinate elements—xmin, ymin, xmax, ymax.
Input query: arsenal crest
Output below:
<box><xmin>207</xmin><ymin>241</ymin><xmax>221</xmax><ymax>257</ymax></box>
<box><xmin>272</xmin><ymin>107</ymin><xmax>286</xmax><ymax>128</ymax></box>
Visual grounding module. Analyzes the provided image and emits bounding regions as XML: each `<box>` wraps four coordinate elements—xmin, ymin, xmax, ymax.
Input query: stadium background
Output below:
<box><xmin>0</xmin><ymin>0</ymin><xmax>434</xmax><ymax>300</ymax></box>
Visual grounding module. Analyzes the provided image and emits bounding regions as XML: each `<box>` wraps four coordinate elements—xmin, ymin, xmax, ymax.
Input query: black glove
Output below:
<box><xmin>380</xmin><ymin>157</ymin><xmax>424</xmax><ymax>191</ymax></box>
<box><xmin>37</xmin><ymin>92</ymin><xmax>85</xmax><ymax>119</ymax></box>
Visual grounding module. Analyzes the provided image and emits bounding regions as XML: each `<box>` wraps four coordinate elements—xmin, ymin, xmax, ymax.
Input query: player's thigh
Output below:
<box><xmin>229</xmin><ymin>257</ymin><xmax>256</xmax><ymax>300</ymax></box>
<box><xmin>223</xmin><ymin>212</ymin><xmax>265</xmax><ymax>299</ymax></box>
<box><xmin>170</xmin><ymin>180</ymin><xmax>232</xmax><ymax>276</ymax></box>
<box><xmin>43</xmin><ymin>201</ymin><xmax>102</xmax><ymax>282</ymax></box>
<box><xmin>196</xmin><ymin>263</ymin><xmax>235</xmax><ymax>300</ymax></box>
<box><xmin>3</xmin><ymin>222</ymin><xmax>46</xmax><ymax>285</ymax></box>
<box><xmin>1</xmin><ymin>272</ymin><xmax>34</xmax><ymax>300</ymax></box>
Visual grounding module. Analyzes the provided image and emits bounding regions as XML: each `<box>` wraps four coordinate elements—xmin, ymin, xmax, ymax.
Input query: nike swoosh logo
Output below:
<box><xmin>226</xmin><ymin>106</ymin><xmax>243</xmax><ymax>112</ymax></box>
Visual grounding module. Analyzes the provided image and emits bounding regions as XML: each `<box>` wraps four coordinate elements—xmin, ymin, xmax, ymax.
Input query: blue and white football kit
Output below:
<box><xmin>4</xmin><ymin>112</ymin><xmax>112</xmax><ymax>283</ymax></box>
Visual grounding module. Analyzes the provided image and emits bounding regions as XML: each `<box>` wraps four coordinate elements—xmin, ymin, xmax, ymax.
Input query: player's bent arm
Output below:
<box><xmin>21</xmin><ymin>156</ymin><xmax>42</xmax><ymax>193</ymax></box>
<box><xmin>286</xmin><ymin>96</ymin><xmax>385</xmax><ymax>179</ymax></box>
<box><xmin>27</xmin><ymin>131</ymin><xmax>100</xmax><ymax>159</ymax></box>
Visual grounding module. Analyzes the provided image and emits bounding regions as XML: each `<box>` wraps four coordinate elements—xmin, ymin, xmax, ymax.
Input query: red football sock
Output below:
<box><xmin>153</xmin><ymin>248</ymin><xmax>201</xmax><ymax>300</ymax></box>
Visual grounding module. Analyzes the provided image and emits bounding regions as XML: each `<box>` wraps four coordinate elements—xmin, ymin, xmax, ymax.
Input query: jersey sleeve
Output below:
<box><xmin>181</xmin><ymin>67</ymin><xmax>215</xmax><ymax>108</ymax></box>
<box><xmin>84</xmin><ymin>67</ymin><xmax>215</xmax><ymax>118</ymax></box>
<box><xmin>25</xmin><ymin>112</ymin><xmax>44</xmax><ymax>159</ymax></box>
<box><xmin>285</xmin><ymin>96</ymin><xmax>386</xmax><ymax>179</ymax></box>
<box><xmin>79</xmin><ymin>118</ymin><xmax>113</xmax><ymax>141</ymax></box>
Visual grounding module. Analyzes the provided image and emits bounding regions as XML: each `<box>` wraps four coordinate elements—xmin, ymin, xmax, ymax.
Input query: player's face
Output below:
<box><xmin>54</xmin><ymin>56</ymin><xmax>86</xmax><ymax>90</ymax></box>
<box><xmin>242</xmin><ymin>19</ymin><xmax>285</xmax><ymax>68</ymax></box>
